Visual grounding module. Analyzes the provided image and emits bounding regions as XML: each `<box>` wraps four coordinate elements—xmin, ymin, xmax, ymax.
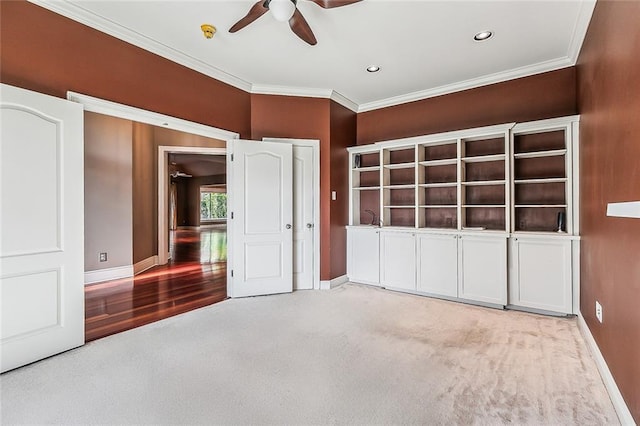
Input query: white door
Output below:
<box><xmin>291</xmin><ymin>145</ymin><xmax>315</xmax><ymax>290</ymax></box>
<box><xmin>262</xmin><ymin>138</ymin><xmax>318</xmax><ymax>291</ymax></box>
<box><xmin>380</xmin><ymin>231</ymin><xmax>416</xmax><ymax>291</ymax></box>
<box><xmin>417</xmin><ymin>233</ymin><xmax>458</xmax><ymax>297</ymax></box>
<box><xmin>228</xmin><ymin>140</ymin><xmax>293</xmax><ymax>297</ymax></box>
<box><xmin>0</xmin><ymin>84</ymin><xmax>85</xmax><ymax>372</ymax></box>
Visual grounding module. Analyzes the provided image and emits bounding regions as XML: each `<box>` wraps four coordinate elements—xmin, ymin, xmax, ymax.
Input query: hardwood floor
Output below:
<box><xmin>85</xmin><ymin>227</ymin><xmax>227</xmax><ymax>342</ymax></box>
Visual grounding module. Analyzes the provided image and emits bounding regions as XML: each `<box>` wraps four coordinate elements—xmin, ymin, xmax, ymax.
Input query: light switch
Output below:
<box><xmin>331</xmin><ymin>191</ymin><xmax>337</xmax><ymax>201</ymax></box>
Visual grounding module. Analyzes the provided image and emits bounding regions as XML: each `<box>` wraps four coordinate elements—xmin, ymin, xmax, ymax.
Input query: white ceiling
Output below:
<box><xmin>32</xmin><ymin>0</ymin><xmax>595</xmax><ymax>112</ymax></box>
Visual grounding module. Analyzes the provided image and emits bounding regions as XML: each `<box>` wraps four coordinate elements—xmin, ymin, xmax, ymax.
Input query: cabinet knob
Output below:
<box><xmin>306</xmin><ymin>223</ymin><xmax>314</xmax><ymax>229</ymax></box>
<box><xmin>286</xmin><ymin>224</ymin><xmax>292</xmax><ymax>229</ymax></box>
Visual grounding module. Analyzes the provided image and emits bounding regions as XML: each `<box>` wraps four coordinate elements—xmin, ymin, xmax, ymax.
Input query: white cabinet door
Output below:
<box><xmin>509</xmin><ymin>237</ymin><xmax>572</xmax><ymax>313</ymax></box>
<box><xmin>347</xmin><ymin>228</ymin><xmax>380</xmax><ymax>285</ymax></box>
<box><xmin>417</xmin><ymin>233</ymin><xmax>458</xmax><ymax>297</ymax></box>
<box><xmin>459</xmin><ymin>235</ymin><xmax>507</xmax><ymax>305</ymax></box>
<box><xmin>1</xmin><ymin>84</ymin><xmax>85</xmax><ymax>372</ymax></box>
<box><xmin>380</xmin><ymin>231</ymin><xmax>416</xmax><ymax>291</ymax></box>
<box><xmin>228</xmin><ymin>140</ymin><xmax>293</xmax><ymax>297</ymax></box>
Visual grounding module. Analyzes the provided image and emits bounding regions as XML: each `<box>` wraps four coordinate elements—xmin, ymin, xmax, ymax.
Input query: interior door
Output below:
<box><xmin>291</xmin><ymin>145</ymin><xmax>314</xmax><ymax>290</ymax></box>
<box><xmin>0</xmin><ymin>84</ymin><xmax>85</xmax><ymax>372</ymax></box>
<box><xmin>228</xmin><ymin>140</ymin><xmax>293</xmax><ymax>297</ymax></box>
<box><xmin>262</xmin><ymin>138</ymin><xmax>318</xmax><ymax>290</ymax></box>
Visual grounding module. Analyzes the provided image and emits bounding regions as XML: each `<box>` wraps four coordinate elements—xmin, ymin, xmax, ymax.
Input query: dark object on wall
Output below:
<box><xmin>557</xmin><ymin>211</ymin><xmax>566</xmax><ymax>232</ymax></box>
<box><xmin>354</xmin><ymin>154</ymin><xmax>361</xmax><ymax>168</ymax></box>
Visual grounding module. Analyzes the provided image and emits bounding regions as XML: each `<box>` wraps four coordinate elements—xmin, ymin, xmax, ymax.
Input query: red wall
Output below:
<box><xmin>576</xmin><ymin>0</ymin><xmax>640</xmax><ymax>420</ymax></box>
<box><xmin>329</xmin><ymin>101</ymin><xmax>356</xmax><ymax>279</ymax></box>
<box><xmin>0</xmin><ymin>0</ymin><xmax>251</xmax><ymax>138</ymax></box>
<box><xmin>357</xmin><ymin>68</ymin><xmax>577</xmax><ymax>144</ymax></box>
<box><xmin>251</xmin><ymin>95</ymin><xmax>355</xmax><ymax>280</ymax></box>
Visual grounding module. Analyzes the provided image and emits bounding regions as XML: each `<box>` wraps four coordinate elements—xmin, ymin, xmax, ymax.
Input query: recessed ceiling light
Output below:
<box><xmin>366</xmin><ymin>65</ymin><xmax>380</xmax><ymax>73</ymax></box>
<box><xmin>474</xmin><ymin>30</ymin><xmax>493</xmax><ymax>41</ymax></box>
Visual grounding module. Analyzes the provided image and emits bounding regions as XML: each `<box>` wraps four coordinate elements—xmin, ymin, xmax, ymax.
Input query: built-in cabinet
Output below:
<box><xmin>346</xmin><ymin>227</ymin><xmax>380</xmax><ymax>285</ymax></box>
<box><xmin>347</xmin><ymin>116</ymin><xmax>580</xmax><ymax>315</ymax></box>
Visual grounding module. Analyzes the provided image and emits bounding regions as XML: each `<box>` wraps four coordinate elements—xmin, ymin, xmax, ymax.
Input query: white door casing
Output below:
<box><xmin>1</xmin><ymin>84</ymin><xmax>85</xmax><ymax>372</ymax></box>
<box><xmin>263</xmin><ymin>138</ymin><xmax>319</xmax><ymax>291</ymax></box>
<box><xmin>228</xmin><ymin>140</ymin><xmax>293</xmax><ymax>297</ymax></box>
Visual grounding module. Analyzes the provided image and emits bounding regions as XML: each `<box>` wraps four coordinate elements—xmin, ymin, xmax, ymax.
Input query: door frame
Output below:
<box><xmin>65</xmin><ymin>91</ymin><xmax>239</xmax><ymax>268</ymax></box>
<box><xmin>157</xmin><ymin>146</ymin><xmax>227</xmax><ymax>265</ymax></box>
<box><xmin>262</xmin><ymin>138</ymin><xmax>321</xmax><ymax>290</ymax></box>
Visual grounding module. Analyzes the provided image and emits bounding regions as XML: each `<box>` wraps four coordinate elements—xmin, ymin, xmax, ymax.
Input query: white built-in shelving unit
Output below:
<box><xmin>347</xmin><ymin>116</ymin><xmax>580</xmax><ymax>315</ymax></box>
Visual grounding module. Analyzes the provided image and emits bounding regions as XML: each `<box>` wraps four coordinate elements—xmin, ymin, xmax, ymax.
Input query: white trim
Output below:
<box><xmin>133</xmin><ymin>255</ymin><xmax>158</xmax><ymax>275</ymax></box>
<box><xmin>320</xmin><ymin>275</ymin><xmax>348</xmax><ymax>290</ymax></box>
<box><xmin>358</xmin><ymin>59</ymin><xmax>574</xmax><ymax>113</ymax></box>
<box><xmin>30</xmin><ymin>0</ymin><xmax>251</xmax><ymax>92</ymax></box>
<box><xmin>158</xmin><ymin>146</ymin><xmax>228</xmax><ymax>266</ymax></box>
<box><xmin>33</xmin><ymin>0</ymin><xmax>594</xmax><ymax>115</ymax></box>
<box><xmin>577</xmin><ymin>313</ymin><xmax>636</xmax><ymax>426</ymax></box>
<box><xmin>251</xmin><ymin>84</ymin><xmax>332</xmax><ymax>99</ymax></box>
<box><xmin>262</xmin><ymin>138</ymin><xmax>322</xmax><ymax>291</ymax></box>
<box><xmin>66</xmin><ymin>91</ymin><xmax>238</xmax><ymax>141</ymax></box>
<box><xmin>567</xmin><ymin>0</ymin><xmax>597</xmax><ymax>63</ymax></box>
<box><xmin>84</xmin><ymin>265</ymin><xmax>133</xmax><ymax>285</ymax></box>
<box><xmin>606</xmin><ymin>202</ymin><xmax>640</xmax><ymax>219</ymax></box>
<box><xmin>251</xmin><ymin>85</ymin><xmax>358</xmax><ymax>113</ymax></box>
<box><xmin>330</xmin><ymin>91</ymin><xmax>359</xmax><ymax>113</ymax></box>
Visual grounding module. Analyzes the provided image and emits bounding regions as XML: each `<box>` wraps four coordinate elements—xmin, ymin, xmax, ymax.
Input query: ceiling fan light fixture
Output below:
<box><xmin>270</xmin><ymin>0</ymin><xmax>296</xmax><ymax>22</ymax></box>
<box><xmin>366</xmin><ymin>65</ymin><xmax>380</xmax><ymax>73</ymax></box>
<box><xmin>473</xmin><ymin>30</ymin><xmax>493</xmax><ymax>41</ymax></box>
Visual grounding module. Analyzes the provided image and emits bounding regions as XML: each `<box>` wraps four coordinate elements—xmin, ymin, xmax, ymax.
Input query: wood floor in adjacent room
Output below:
<box><xmin>84</xmin><ymin>227</ymin><xmax>227</xmax><ymax>342</ymax></box>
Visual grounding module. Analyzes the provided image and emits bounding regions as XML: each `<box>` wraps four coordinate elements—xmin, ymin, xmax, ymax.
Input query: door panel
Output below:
<box><xmin>458</xmin><ymin>235</ymin><xmax>507</xmax><ymax>305</ymax></box>
<box><xmin>292</xmin><ymin>146</ymin><xmax>314</xmax><ymax>289</ymax></box>
<box><xmin>380</xmin><ymin>231</ymin><xmax>416</xmax><ymax>291</ymax></box>
<box><xmin>417</xmin><ymin>234</ymin><xmax>458</xmax><ymax>297</ymax></box>
<box><xmin>1</xmin><ymin>84</ymin><xmax>84</xmax><ymax>372</ymax></box>
<box><xmin>229</xmin><ymin>140</ymin><xmax>293</xmax><ymax>297</ymax></box>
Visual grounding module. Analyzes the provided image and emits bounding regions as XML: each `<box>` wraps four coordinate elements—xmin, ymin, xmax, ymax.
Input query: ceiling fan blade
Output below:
<box><xmin>308</xmin><ymin>0</ymin><xmax>362</xmax><ymax>9</ymax></box>
<box><xmin>229</xmin><ymin>1</ymin><xmax>269</xmax><ymax>33</ymax></box>
<box><xmin>289</xmin><ymin>8</ymin><xmax>317</xmax><ymax>45</ymax></box>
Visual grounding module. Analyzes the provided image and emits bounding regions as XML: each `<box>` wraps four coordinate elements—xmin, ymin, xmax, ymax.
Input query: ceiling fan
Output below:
<box><xmin>229</xmin><ymin>0</ymin><xmax>362</xmax><ymax>46</ymax></box>
<box><xmin>170</xmin><ymin>171</ymin><xmax>193</xmax><ymax>178</ymax></box>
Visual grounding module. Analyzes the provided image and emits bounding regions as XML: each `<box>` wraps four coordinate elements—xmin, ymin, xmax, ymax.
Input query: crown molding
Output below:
<box><xmin>250</xmin><ymin>84</ymin><xmax>358</xmax><ymax>112</ymax></box>
<box><xmin>567</xmin><ymin>0</ymin><xmax>596</xmax><ymax>63</ymax></box>
<box><xmin>330</xmin><ymin>91</ymin><xmax>359</xmax><ymax>113</ymax></box>
<box><xmin>250</xmin><ymin>84</ymin><xmax>333</xmax><ymax>99</ymax></box>
<box><xmin>357</xmin><ymin>57</ymin><xmax>574</xmax><ymax>113</ymax></box>
<box><xmin>27</xmin><ymin>0</ymin><xmax>252</xmax><ymax>93</ymax></box>
<box><xmin>29</xmin><ymin>0</ymin><xmax>592</xmax><ymax>116</ymax></box>
<box><xmin>67</xmin><ymin>91</ymin><xmax>239</xmax><ymax>141</ymax></box>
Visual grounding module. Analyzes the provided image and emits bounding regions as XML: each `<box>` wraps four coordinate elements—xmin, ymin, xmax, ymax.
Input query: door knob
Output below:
<box><xmin>286</xmin><ymin>224</ymin><xmax>292</xmax><ymax>229</ymax></box>
<box><xmin>306</xmin><ymin>223</ymin><xmax>314</xmax><ymax>229</ymax></box>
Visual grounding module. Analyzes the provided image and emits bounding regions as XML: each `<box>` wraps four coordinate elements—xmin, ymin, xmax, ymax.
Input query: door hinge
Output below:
<box><xmin>231</xmin><ymin>270</ymin><xmax>234</xmax><ymax>278</ymax></box>
<box><xmin>230</xmin><ymin>153</ymin><xmax>234</xmax><ymax>161</ymax></box>
<box><xmin>231</xmin><ymin>212</ymin><xmax>234</xmax><ymax>219</ymax></box>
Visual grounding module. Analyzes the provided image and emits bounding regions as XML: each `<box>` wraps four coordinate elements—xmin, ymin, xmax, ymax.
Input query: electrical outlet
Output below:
<box><xmin>595</xmin><ymin>301</ymin><xmax>603</xmax><ymax>323</ymax></box>
<box><xmin>99</xmin><ymin>252</ymin><xmax>108</xmax><ymax>262</ymax></box>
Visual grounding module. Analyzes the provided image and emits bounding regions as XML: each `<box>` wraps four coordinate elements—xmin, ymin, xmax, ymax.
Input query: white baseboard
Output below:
<box><xmin>134</xmin><ymin>255</ymin><xmax>158</xmax><ymax>275</ymax></box>
<box><xmin>84</xmin><ymin>265</ymin><xmax>133</xmax><ymax>285</ymax></box>
<box><xmin>320</xmin><ymin>275</ymin><xmax>348</xmax><ymax>290</ymax></box>
<box><xmin>577</xmin><ymin>313</ymin><xmax>636</xmax><ymax>425</ymax></box>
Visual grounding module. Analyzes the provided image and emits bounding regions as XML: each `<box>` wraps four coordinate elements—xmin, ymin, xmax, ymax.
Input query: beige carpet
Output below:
<box><xmin>0</xmin><ymin>283</ymin><xmax>618</xmax><ymax>425</ymax></box>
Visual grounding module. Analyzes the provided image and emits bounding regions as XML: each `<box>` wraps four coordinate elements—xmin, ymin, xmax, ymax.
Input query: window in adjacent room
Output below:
<box><xmin>200</xmin><ymin>186</ymin><xmax>227</xmax><ymax>221</ymax></box>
